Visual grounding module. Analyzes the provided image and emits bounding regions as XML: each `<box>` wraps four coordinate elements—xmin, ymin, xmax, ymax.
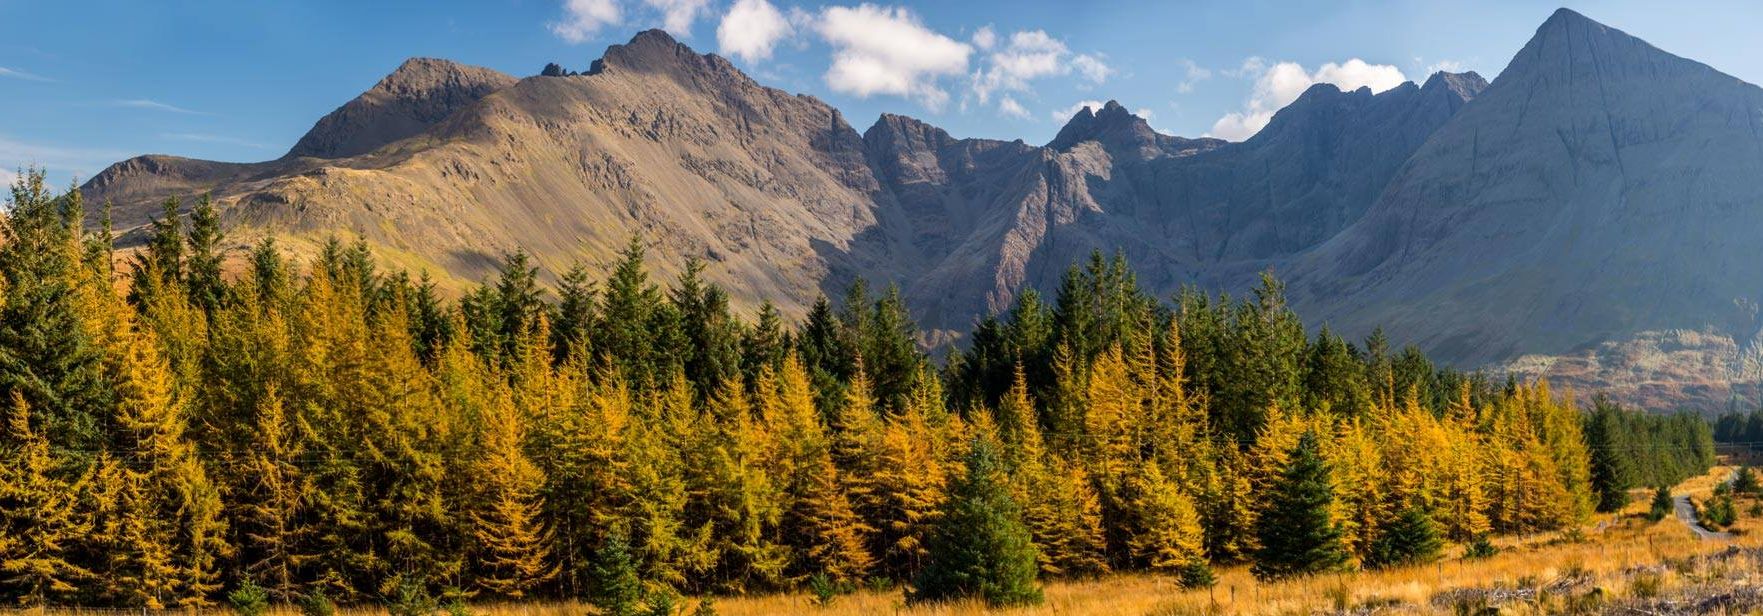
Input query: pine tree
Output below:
<box><xmin>0</xmin><ymin>169</ymin><xmax>113</xmax><ymax>456</ymax></box>
<box><xmin>770</xmin><ymin>356</ymin><xmax>873</xmax><ymax>584</ymax></box>
<box><xmin>1646</xmin><ymin>486</ymin><xmax>1672</xmax><ymax>523</ymax></box>
<box><xmin>97</xmin><ymin>293</ymin><xmax>230</xmax><ymax>607</ymax></box>
<box><xmin>469</xmin><ymin>384</ymin><xmax>557</xmax><ymax>599</ymax></box>
<box><xmin>233</xmin><ymin>386</ymin><xmax>316</xmax><ymax>602</ymax></box>
<box><xmin>1252</xmin><ymin>432</ymin><xmax>1347</xmax><ymax>580</ymax></box>
<box><xmin>1122</xmin><ymin>463</ymin><xmax>1211</xmax><ymax>587</ymax></box>
<box><xmin>866</xmin><ymin>384</ymin><xmax>947</xmax><ymax>578</ymax></box>
<box><xmin>910</xmin><ymin>439</ymin><xmax>1041</xmax><ymax>607</ymax></box>
<box><xmin>589</xmin><ymin>527</ymin><xmax>645</xmax><ymax>616</ymax></box>
<box><xmin>1364</xmin><ymin>505</ymin><xmax>1443</xmax><ymax>569</ymax></box>
<box><xmin>0</xmin><ymin>393</ymin><xmax>93</xmax><ymax>605</ymax></box>
<box><xmin>183</xmin><ymin>194</ymin><xmax>231</xmax><ymax>314</ymax></box>
<box><xmin>1019</xmin><ymin>459</ymin><xmax>1108</xmax><ymax>578</ymax></box>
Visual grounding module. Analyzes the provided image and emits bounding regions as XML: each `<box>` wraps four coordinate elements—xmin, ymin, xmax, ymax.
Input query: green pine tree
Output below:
<box><xmin>589</xmin><ymin>528</ymin><xmax>644</xmax><ymax>616</ymax></box>
<box><xmin>909</xmin><ymin>439</ymin><xmax>1041</xmax><ymax>607</ymax></box>
<box><xmin>1364</xmin><ymin>506</ymin><xmax>1443</xmax><ymax>569</ymax></box>
<box><xmin>1251</xmin><ymin>432</ymin><xmax>1348</xmax><ymax>580</ymax></box>
<box><xmin>1646</xmin><ymin>487</ymin><xmax>1673</xmax><ymax>523</ymax></box>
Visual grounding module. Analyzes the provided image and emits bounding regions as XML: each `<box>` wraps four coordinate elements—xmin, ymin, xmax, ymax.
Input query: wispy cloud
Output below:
<box><xmin>112</xmin><ymin>99</ymin><xmax>205</xmax><ymax>114</ymax></box>
<box><xmin>0</xmin><ymin>135</ymin><xmax>132</xmax><ymax>185</ymax></box>
<box><xmin>0</xmin><ymin>67</ymin><xmax>52</xmax><ymax>82</ymax></box>
<box><xmin>552</xmin><ymin>0</ymin><xmax>622</xmax><ymax>43</ymax></box>
<box><xmin>1176</xmin><ymin>59</ymin><xmax>1212</xmax><ymax>94</ymax></box>
<box><xmin>161</xmin><ymin>132</ymin><xmax>270</xmax><ymax>149</ymax></box>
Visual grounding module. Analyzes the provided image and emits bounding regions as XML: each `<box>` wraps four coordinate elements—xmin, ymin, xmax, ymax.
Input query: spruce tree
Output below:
<box><xmin>910</xmin><ymin>439</ymin><xmax>1041</xmax><ymax>607</ymax></box>
<box><xmin>1364</xmin><ymin>506</ymin><xmax>1443</xmax><ymax>569</ymax></box>
<box><xmin>589</xmin><ymin>528</ymin><xmax>644</xmax><ymax>616</ymax></box>
<box><xmin>1251</xmin><ymin>432</ymin><xmax>1347</xmax><ymax>580</ymax></box>
<box><xmin>1646</xmin><ymin>486</ymin><xmax>1673</xmax><ymax>523</ymax></box>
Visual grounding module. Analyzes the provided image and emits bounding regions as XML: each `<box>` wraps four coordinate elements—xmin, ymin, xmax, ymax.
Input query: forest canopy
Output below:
<box><xmin>0</xmin><ymin>170</ymin><xmax>1713</xmax><ymax>608</ymax></box>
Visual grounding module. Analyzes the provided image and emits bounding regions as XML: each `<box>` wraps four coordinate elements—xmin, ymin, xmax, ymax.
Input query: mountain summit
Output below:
<box><xmin>1289</xmin><ymin>6</ymin><xmax>1763</xmax><ymax>407</ymax></box>
<box><xmin>288</xmin><ymin>58</ymin><xmax>516</xmax><ymax>159</ymax></box>
<box><xmin>79</xmin><ymin>11</ymin><xmax>1763</xmax><ymax>409</ymax></box>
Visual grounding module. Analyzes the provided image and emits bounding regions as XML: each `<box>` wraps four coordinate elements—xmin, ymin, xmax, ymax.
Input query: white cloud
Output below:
<box><xmin>971</xmin><ymin>25</ymin><xmax>996</xmax><ymax>51</ymax></box>
<box><xmin>552</xmin><ymin>0</ymin><xmax>622</xmax><ymax>43</ymax></box>
<box><xmin>0</xmin><ymin>168</ymin><xmax>16</xmax><ymax>188</ymax></box>
<box><xmin>644</xmin><ymin>0</ymin><xmax>709</xmax><ymax>36</ymax></box>
<box><xmin>112</xmin><ymin>99</ymin><xmax>204</xmax><ymax>114</ymax></box>
<box><xmin>970</xmin><ymin>29</ymin><xmax>1111</xmax><ymax>107</ymax></box>
<box><xmin>998</xmin><ymin>96</ymin><xmax>1030</xmax><ymax>119</ymax></box>
<box><xmin>815</xmin><ymin>4</ymin><xmax>971</xmax><ymax>110</ymax></box>
<box><xmin>1176</xmin><ymin>59</ymin><xmax>1211</xmax><ymax>93</ymax></box>
<box><xmin>0</xmin><ymin>67</ymin><xmax>51</xmax><ymax>82</ymax></box>
<box><xmin>718</xmin><ymin>0</ymin><xmax>793</xmax><ymax>63</ymax></box>
<box><xmin>1208</xmin><ymin>58</ymin><xmax>1406</xmax><ymax>141</ymax></box>
<box><xmin>1224</xmin><ymin>56</ymin><xmax>1266</xmax><ymax>78</ymax></box>
<box><xmin>1425</xmin><ymin>59</ymin><xmax>1466</xmax><ymax>74</ymax></box>
<box><xmin>1072</xmin><ymin>53</ymin><xmax>1112</xmax><ymax>84</ymax></box>
<box><xmin>1050</xmin><ymin>99</ymin><xmax>1107</xmax><ymax>122</ymax></box>
<box><xmin>1135</xmin><ymin>107</ymin><xmax>1155</xmax><ymax>121</ymax></box>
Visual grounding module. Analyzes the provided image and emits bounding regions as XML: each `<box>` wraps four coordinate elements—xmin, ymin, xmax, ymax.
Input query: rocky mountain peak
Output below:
<box><xmin>587</xmin><ymin>29</ymin><xmax>752</xmax><ymax>90</ymax></box>
<box><xmin>1420</xmin><ymin>70</ymin><xmax>1489</xmax><ymax>102</ymax></box>
<box><xmin>286</xmin><ymin>57</ymin><xmax>514</xmax><ymax>159</ymax></box>
<box><xmin>1504</xmin><ymin>7</ymin><xmax>1688</xmax><ymax>84</ymax></box>
<box><xmin>864</xmin><ymin>113</ymin><xmax>954</xmax><ymax>152</ymax></box>
<box><xmin>1047</xmin><ymin>99</ymin><xmax>1176</xmax><ymax>158</ymax></box>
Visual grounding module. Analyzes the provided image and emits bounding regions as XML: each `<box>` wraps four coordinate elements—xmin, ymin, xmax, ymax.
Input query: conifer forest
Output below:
<box><xmin>0</xmin><ymin>172</ymin><xmax>1719</xmax><ymax>610</ymax></box>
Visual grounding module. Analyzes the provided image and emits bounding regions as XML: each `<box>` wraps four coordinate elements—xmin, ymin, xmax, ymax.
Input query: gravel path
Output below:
<box><xmin>1675</xmin><ymin>469</ymin><xmax>1738</xmax><ymax>540</ymax></box>
<box><xmin>1674</xmin><ymin>494</ymin><xmax>1734</xmax><ymax>540</ymax></box>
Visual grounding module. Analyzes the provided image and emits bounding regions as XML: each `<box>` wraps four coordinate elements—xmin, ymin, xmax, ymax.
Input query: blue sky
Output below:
<box><xmin>5</xmin><ymin>0</ymin><xmax>1763</xmax><ymax>188</ymax></box>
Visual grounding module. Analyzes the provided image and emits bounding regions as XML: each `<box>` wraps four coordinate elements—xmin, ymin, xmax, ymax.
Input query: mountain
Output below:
<box><xmin>80</xmin><ymin>10</ymin><xmax>1763</xmax><ymax>410</ymax></box>
<box><xmin>83</xmin><ymin>28</ymin><xmax>1474</xmax><ymax>332</ymax></box>
<box><xmin>1286</xmin><ymin>8</ymin><xmax>1763</xmax><ymax>409</ymax></box>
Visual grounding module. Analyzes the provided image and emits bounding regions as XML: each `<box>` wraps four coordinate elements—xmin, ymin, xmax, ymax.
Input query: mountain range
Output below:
<box><xmin>79</xmin><ymin>8</ymin><xmax>1763</xmax><ymax>411</ymax></box>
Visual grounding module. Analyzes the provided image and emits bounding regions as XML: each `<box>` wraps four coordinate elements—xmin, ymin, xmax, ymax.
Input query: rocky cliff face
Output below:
<box><xmin>81</xmin><ymin>11</ymin><xmax>1763</xmax><ymax>410</ymax></box>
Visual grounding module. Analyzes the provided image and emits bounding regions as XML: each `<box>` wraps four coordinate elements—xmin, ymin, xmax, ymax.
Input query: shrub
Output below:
<box><xmin>387</xmin><ymin>577</ymin><xmax>437</xmax><ymax>616</ymax></box>
<box><xmin>227</xmin><ymin>578</ymin><xmax>269</xmax><ymax>616</ymax></box>
<box><xmin>1463</xmin><ymin>535</ymin><xmax>1498</xmax><ymax>560</ymax></box>
<box><xmin>299</xmin><ymin>590</ymin><xmax>336</xmax><ymax>616</ymax></box>
<box><xmin>1735</xmin><ymin>465</ymin><xmax>1759</xmax><ymax>495</ymax></box>
<box><xmin>808</xmin><ymin>573</ymin><xmax>839</xmax><ymax>607</ymax></box>
<box><xmin>1646</xmin><ymin>486</ymin><xmax>1673</xmax><ymax>523</ymax></box>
